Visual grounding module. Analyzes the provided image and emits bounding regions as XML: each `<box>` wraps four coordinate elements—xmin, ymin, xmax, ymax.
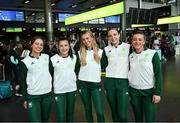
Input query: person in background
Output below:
<box><xmin>101</xmin><ymin>28</ymin><xmax>131</xmax><ymax>122</ymax></box>
<box><xmin>9</xmin><ymin>43</ymin><xmax>23</xmax><ymax>96</ymax></box>
<box><xmin>169</xmin><ymin>33</ymin><xmax>177</xmax><ymax>46</ymax></box>
<box><xmin>153</xmin><ymin>36</ymin><xmax>160</xmax><ymax>50</ymax></box>
<box><xmin>0</xmin><ymin>42</ymin><xmax>11</xmax><ymax>81</ymax></box>
<box><xmin>50</xmin><ymin>38</ymin><xmax>77</xmax><ymax>122</ymax></box>
<box><xmin>169</xmin><ymin>33</ymin><xmax>177</xmax><ymax>56</ymax></box>
<box><xmin>153</xmin><ymin>36</ymin><xmax>161</xmax><ymax>60</ymax></box>
<box><xmin>128</xmin><ymin>31</ymin><xmax>162</xmax><ymax>122</ymax></box>
<box><xmin>21</xmin><ymin>42</ymin><xmax>30</xmax><ymax>59</ymax></box>
<box><xmin>0</xmin><ymin>42</ymin><xmax>5</xmax><ymax>66</ymax></box>
<box><xmin>76</xmin><ymin>31</ymin><xmax>105</xmax><ymax>122</ymax></box>
<box><xmin>0</xmin><ymin>42</ymin><xmax>4</xmax><ymax>79</ymax></box>
<box><xmin>19</xmin><ymin>36</ymin><xmax>53</xmax><ymax>122</ymax></box>
<box><xmin>160</xmin><ymin>35</ymin><xmax>169</xmax><ymax>60</ymax></box>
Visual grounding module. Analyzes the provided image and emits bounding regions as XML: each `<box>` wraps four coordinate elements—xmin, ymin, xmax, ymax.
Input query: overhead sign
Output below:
<box><xmin>131</xmin><ymin>24</ymin><xmax>154</xmax><ymax>28</ymax></box>
<box><xmin>157</xmin><ymin>16</ymin><xmax>180</xmax><ymax>25</ymax></box>
<box><xmin>65</xmin><ymin>2</ymin><xmax>124</xmax><ymax>25</ymax></box>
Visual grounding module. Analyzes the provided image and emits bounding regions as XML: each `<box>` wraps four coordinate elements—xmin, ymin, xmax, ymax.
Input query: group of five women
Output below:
<box><xmin>19</xmin><ymin>28</ymin><xmax>162</xmax><ymax>122</ymax></box>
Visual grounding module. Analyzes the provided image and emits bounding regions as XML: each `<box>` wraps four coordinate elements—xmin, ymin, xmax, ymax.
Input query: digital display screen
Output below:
<box><xmin>128</xmin><ymin>7</ymin><xmax>158</xmax><ymax>24</ymax></box>
<box><xmin>6</xmin><ymin>27</ymin><xmax>22</xmax><ymax>32</ymax></box>
<box><xmin>102</xmin><ymin>28</ymin><xmax>107</xmax><ymax>31</ymax></box>
<box><xmin>58</xmin><ymin>13</ymin><xmax>75</xmax><ymax>22</ymax></box>
<box><xmin>89</xmin><ymin>19</ymin><xmax>99</xmax><ymax>24</ymax></box>
<box><xmin>105</xmin><ymin>15</ymin><xmax>120</xmax><ymax>23</ymax></box>
<box><xmin>60</xmin><ymin>27</ymin><xmax>66</xmax><ymax>32</ymax></box>
<box><xmin>0</xmin><ymin>10</ymin><xmax>25</xmax><ymax>21</ymax></box>
<box><xmin>35</xmin><ymin>27</ymin><xmax>46</xmax><ymax>32</ymax></box>
<box><xmin>80</xmin><ymin>28</ymin><xmax>90</xmax><ymax>31</ymax></box>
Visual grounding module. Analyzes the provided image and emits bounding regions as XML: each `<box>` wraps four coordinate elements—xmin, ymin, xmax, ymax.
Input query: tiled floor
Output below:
<box><xmin>0</xmin><ymin>55</ymin><xmax>180</xmax><ymax>122</ymax></box>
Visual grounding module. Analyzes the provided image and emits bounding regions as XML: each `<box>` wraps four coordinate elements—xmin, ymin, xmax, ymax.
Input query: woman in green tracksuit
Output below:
<box><xmin>76</xmin><ymin>31</ymin><xmax>105</xmax><ymax>122</ymax></box>
<box><xmin>101</xmin><ymin>28</ymin><xmax>131</xmax><ymax>122</ymax></box>
<box><xmin>19</xmin><ymin>36</ymin><xmax>53</xmax><ymax>122</ymax></box>
<box><xmin>50</xmin><ymin>38</ymin><xmax>77</xmax><ymax>122</ymax></box>
<box><xmin>128</xmin><ymin>31</ymin><xmax>162</xmax><ymax>122</ymax></box>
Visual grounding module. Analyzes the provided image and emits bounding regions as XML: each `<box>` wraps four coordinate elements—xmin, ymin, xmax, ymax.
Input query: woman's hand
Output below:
<box><xmin>23</xmin><ymin>101</ymin><xmax>28</xmax><ymax>109</ymax></box>
<box><xmin>152</xmin><ymin>95</ymin><xmax>161</xmax><ymax>104</ymax></box>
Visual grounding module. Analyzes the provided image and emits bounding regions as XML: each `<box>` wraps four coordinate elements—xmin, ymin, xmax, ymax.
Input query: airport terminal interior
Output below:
<box><xmin>0</xmin><ymin>0</ymin><xmax>180</xmax><ymax>122</ymax></box>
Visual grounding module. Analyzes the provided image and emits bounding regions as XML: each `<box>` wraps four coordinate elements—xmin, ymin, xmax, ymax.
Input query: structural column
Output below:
<box><xmin>177</xmin><ymin>0</ymin><xmax>179</xmax><ymax>15</ymax></box>
<box><xmin>121</xmin><ymin>0</ymin><xmax>126</xmax><ymax>42</ymax></box>
<box><xmin>44</xmin><ymin>0</ymin><xmax>53</xmax><ymax>41</ymax></box>
<box><xmin>138</xmin><ymin>0</ymin><xmax>142</xmax><ymax>8</ymax></box>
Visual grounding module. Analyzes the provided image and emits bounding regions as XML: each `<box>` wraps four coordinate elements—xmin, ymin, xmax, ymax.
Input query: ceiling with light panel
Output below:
<box><xmin>0</xmin><ymin>0</ymin><xmax>119</xmax><ymax>23</ymax></box>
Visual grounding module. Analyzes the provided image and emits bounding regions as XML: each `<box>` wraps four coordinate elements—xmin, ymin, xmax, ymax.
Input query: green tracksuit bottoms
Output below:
<box><xmin>104</xmin><ymin>78</ymin><xmax>129</xmax><ymax>122</ymax></box>
<box><xmin>129</xmin><ymin>87</ymin><xmax>157</xmax><ymax>122</ymax></box>
<box><xmin>26</xmin><ymin>92</ymin><xmax>52</xmax><ymax>122</ymax></box>
<box><xmin>54</xmin><ymin>91</ymin><xmax>76</xmax><ymax>122</ymax></box>
<box><xmin>78</xmin><ymin>80</ymin><xmax>105</xmax><ymax>122</ymax></box>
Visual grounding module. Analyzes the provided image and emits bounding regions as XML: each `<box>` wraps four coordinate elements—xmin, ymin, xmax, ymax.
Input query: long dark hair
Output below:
<box><xmin>30</xmin><ymin>36</ymin><xmax>44</xmax><ymax>52</ymax></box>
<box><xmin>30</xmin><ymin>36</ymin><xmax>44</xmax><ymax>45</ymax></box>
<box><xmin>58</xmin><ymin>37</ymin><xmax>73</xmax><ymax>59</ymax></box>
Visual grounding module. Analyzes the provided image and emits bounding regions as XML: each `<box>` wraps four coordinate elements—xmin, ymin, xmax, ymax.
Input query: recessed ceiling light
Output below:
<box><xmin>72</xmin><ymin>5</ymin><xmax>77</xmax><ymax>8</ymax></box>
<box><xmin>51</xmin><ymin>3</ymin><xmax>55</xmax><ymax>6</ymax></box>
<box><xmin>24</xmin><ymin>0</ymin><xmax>30</xmax><ymax>4</ymax></box>
<box><xmin>110</xmin><ymin>0</ymin><xmax>116</xmax><ymax>3</ymax></box>
<box><xmin>91</xmin><ymin>6</ymin><xmax>95</xmax><ymax>9</ymax></box>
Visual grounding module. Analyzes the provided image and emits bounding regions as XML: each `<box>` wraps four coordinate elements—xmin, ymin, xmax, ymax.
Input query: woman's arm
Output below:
<box><xmin>152</xmin><ymin>52</ymin><xmax>162</xmax><ymax>96</ymax></box>
<box><xmin>19</xmin><ymin>61</ymin><xmax>28</xmax><ymax>102</ymax></box>
<box><xmin>101</xmin><ymin>50</ymin><xmax>108</xmax><ymax>72</ymax></box>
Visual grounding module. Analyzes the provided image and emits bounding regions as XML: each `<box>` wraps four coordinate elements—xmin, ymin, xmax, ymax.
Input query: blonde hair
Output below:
<box><xmin>80</xmin><ymin>31</ymin><xmax>100</xmax><ymax>66</ymax></box>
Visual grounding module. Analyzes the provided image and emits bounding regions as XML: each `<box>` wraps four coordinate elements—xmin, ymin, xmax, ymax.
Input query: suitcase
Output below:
<box><xmin>0</xmin><ymin>65</ymin><xmax>12</xmax><ymax>100</ymax></box>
